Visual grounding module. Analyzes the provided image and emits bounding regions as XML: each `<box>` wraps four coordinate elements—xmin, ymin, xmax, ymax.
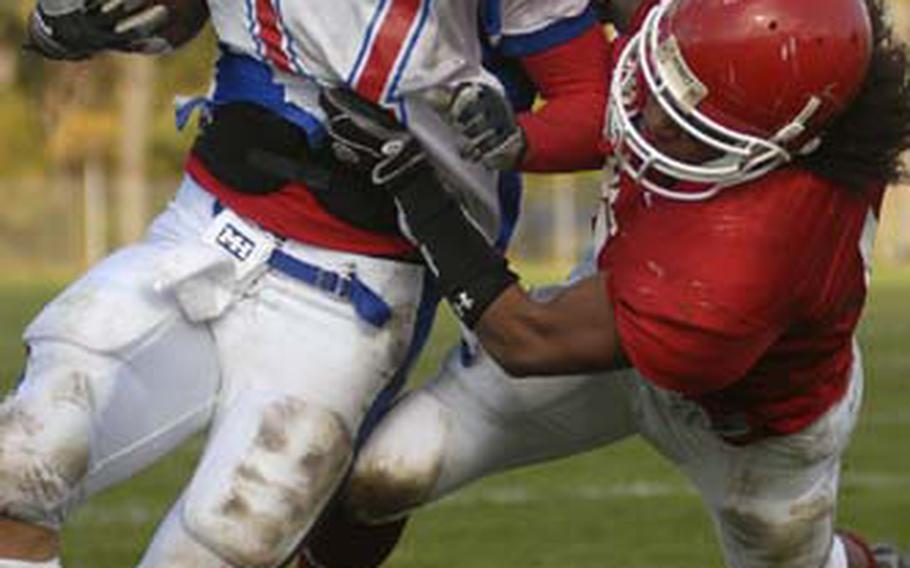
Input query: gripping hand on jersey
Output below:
<box><xmin>320</xmin><ymin>87</ymin><xmax>517</xmax><ymax>328</ymax></box>
<box><xmin>320</xmin><ymin>88</ymin><xmax>429</xmax><ymax>187</ymax></box>
<box><xmin>26</xmin><ymin>0</ymin><xmax>171</xmax><ymax>60</ymax></box>
<box><xmin>449</xmin><ymin>82</ymin><xmax>526</xmax><ymax>171</ymax></box>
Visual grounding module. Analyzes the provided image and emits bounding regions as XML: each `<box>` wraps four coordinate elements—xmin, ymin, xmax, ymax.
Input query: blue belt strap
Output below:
<box><xmin>267</xmin><ymin>250</ymin><xmax>392</xmax><ymax>328</ymax></box>
<box><xmin>211</xmin><ymin>201</ymin><xmax>391</xmax><ymax>328</ymax></box>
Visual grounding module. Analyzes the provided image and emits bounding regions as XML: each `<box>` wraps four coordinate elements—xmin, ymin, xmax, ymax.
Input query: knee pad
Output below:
<box><xmin>346</xmin><ymin>392</ymin><xmax>449</xmax><ymax>523</ymax></box>
<box><xmin>718</xmin><ymin>491</ymin><xmax>836</xmax><ymax>568</ymax></box>
<box><xmin>135</xmin><ymin>494</ymin><xmax>228</xmax><ymax>568</ymax></box>
<box><xmin>0</xmin><ymin>347</ymin><xmax>100</xmax><ymax>527</ymax></box>
<box><xmin>182</xmin><ymin>393</ymin><xmax>352</xmax><ymax>568</ymax></box>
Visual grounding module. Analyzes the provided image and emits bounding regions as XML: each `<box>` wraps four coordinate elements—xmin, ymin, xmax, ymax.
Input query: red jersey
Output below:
<box><xmin>597</xmin><ymin>169</ymin><xmax>883</xmax><ymax>441</ymax></box>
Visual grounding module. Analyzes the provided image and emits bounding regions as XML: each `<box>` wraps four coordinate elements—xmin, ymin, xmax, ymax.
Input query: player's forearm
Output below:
<box><xmin>476</xmin><ymin>279</ymin><xmax>626</xmax><ymax>377</ymax></box>
<box><xmin>517</xmin><ymin>26</ymin><xmax>610</xmax><ymax>172</ymax></box>
<box><xmin>391</xmin><ymin>168</ymin><xmax>624</xmax><ymax>376</ymax></box>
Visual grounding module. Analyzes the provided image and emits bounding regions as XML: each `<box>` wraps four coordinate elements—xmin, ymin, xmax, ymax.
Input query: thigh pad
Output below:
<box><xmin>182</xmin><ymin>391</ymin><xmax>353</xmax><ymax>568</ymax></box>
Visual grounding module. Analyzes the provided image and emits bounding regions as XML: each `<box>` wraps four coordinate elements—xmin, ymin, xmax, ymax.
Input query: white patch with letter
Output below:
<box><xmin>155</xmin><ymin>208</ymin><xmax>278</xmax><ymax>323</ymax></box>
<box><xmin>201</xmin><ymin>208</ymin><xmax>276</xmax><ymax>284</ymax></box>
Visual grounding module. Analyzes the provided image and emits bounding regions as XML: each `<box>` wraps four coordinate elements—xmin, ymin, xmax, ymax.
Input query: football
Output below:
<box><xmin>113</xmin><ymin>0</ymin><xmax>210</xmax><ymax>52</ymax></box>
<box><xmin>156</xmin><ymin>0</ymin><xmax>209</xmax><ymax>49</ymax></box>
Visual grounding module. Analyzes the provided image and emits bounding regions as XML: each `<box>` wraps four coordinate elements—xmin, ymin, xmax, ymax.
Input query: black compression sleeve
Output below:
<box><xmin>391</xmin><ymin>167</ymin><xmax>518</xmax><ymax>327</ymax></box>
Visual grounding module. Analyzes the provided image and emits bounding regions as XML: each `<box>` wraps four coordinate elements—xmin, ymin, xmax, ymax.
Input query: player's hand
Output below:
<box><xmin>25</xmin><ymin>0</ymin><xmax>170</xmax><ymax>60</ymax></box>
<box><xmin>448</xmin><ymin>82</ymin><xmax>526</xmax><ymax>171</ymax></box>
<box><xmin>319</xmin><ymin>88</ymin><xmax>429</xmax><ymax>186</ymax></box>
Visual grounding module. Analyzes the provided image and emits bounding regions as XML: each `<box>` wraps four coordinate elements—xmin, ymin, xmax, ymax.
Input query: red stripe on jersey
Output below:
<box><xmin>355</xmin><ymin>0</ymin><xmax>422</xmax><ymax>102</ymax></box>
<box><xmin>256</xmin><ymin>0</ymin><xmax>292</xmax><ymax>73</ymax></box>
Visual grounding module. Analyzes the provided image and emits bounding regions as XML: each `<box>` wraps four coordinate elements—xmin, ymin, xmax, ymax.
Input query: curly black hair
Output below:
<box><xmin>796</xmin><ymin>0</ymin><xmax>910</xmax><ymax>192</ymax></box>
<box><xmin>594</xmin><ymin>0</ymin><xmax>636</xmax><ymax>30</ymax></box>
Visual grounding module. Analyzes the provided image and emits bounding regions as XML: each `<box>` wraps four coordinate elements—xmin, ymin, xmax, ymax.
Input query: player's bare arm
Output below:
<box><xmin>476</xmin><ymin>277</ymin><xmax>624</xmax><ymax>376</ymax></box>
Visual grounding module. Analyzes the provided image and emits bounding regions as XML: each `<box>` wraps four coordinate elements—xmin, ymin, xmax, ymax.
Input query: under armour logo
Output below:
<box><xmin>453</xmin><ymin>290</ymin><xmax>475</xmax><ymax>316</ymax></box>
<box><xmin>216</xmin><ymin>223</ymin><xmax>256</xmax><ymax>261</ymax></box>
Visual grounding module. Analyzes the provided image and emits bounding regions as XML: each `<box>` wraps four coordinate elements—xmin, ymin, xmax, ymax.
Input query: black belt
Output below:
<box><xmin>192</xmin><ymin>102</ymin><xmax>401</xmax><ymax>235</ymax></box>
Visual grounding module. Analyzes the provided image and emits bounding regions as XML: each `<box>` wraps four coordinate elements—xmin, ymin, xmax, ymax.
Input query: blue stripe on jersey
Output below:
<box><xmin>347</xmin><ymin>0</ymin><xmax>391</xmax><ymax>85</ymax></box>
<box><xmin>498</xmin><ymin>4</ymin><xmax>596</xmax><ymax>57</ymax></box>
<box><xmin>212</xmin><ymin>50</ymin><xmax>327</xmax><ymax>144</ymax></box>
<box><xmin>355</xmin><ymin>273</ymin><xmax>441</xmax><ymax>448</ymax></box>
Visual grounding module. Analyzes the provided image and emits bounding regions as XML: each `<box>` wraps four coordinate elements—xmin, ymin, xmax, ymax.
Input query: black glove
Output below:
<box><xmin>319</xmin><ymin>88</ymin><xmax>428</xmax><ymax>186</ymax></box>
<box><xmin>319</xmin><ymin>87</ymin><xmax>517</xmax><ymax>327</ymax></box>
<box><xmin>448</xmin><ymin>82</ymin><xmax>526</xmax><ymax>171</ymax></box>
<box><xmin>26</xmin><ymin>0</ymin><xmax>169</xmax><ymax>60</ymax></box>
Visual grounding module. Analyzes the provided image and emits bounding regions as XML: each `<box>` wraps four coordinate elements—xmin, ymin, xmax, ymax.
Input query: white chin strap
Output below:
<box><xmin>606</xmin><ymin>1</ymin><xmax>820</xmax><ymax>202</ymax></box>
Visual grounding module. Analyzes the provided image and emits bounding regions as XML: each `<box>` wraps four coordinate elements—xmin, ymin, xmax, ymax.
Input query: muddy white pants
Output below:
<box><xmin>0</xmin><ymin>176</ymin><xmax>429</xmax><ymax>568</ymax></box>
<box><xmin>351</xmin><ymin>298</ymin><xmax>862</xmax><ymax>568</ymax></box>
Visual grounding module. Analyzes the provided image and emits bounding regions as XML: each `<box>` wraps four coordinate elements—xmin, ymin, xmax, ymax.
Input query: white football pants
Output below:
<box><xmin>0</xmin><ymin>176</ymin><xmax>428</xmax><ymax>568</ymax></box>
<box><xmin>350</xmin><ymin>291</ymin><xmax>863</xmax><ymax>568</ymax></box>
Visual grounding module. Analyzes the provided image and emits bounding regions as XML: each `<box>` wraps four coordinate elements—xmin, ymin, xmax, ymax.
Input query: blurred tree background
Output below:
<box><xmin>0</xmin><ymin>1</ymin><xmax>907</xmax><ymax>279</ymax></box>
<box><xmin>0</xmin><ymin>0</ymin><xmax>215</xmax><ymax>275</ymax></box>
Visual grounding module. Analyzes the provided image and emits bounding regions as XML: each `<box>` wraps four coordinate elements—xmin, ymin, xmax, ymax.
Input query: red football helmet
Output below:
<box><xmin>607</xmin><ymin>0</ymin><xmax>873</xmax><ymax>200</ymax></box>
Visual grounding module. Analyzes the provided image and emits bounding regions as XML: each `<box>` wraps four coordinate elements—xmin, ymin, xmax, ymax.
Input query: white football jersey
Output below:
<box><xmin>205</xmin><ymin>0</ymin><xmax>593</xmax><ymax>239</ymax></box>
<box><xmin>208</xmin><ymin>0</ymin><xmax>590</xmax><ymax>102</ymax></box>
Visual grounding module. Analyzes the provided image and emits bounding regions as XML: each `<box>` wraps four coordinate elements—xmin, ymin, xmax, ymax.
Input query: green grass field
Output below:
<box><xmin>0</xmin><ymin>265</ymin><xmax>907</xmax><ymax>567</ymax></box>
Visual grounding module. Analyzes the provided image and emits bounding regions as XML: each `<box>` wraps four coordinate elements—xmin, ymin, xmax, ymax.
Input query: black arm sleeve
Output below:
<box><xmin>392</xmin><ymin>167</ymin><xmax>518</xmax><ymax>327</ymax></box>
